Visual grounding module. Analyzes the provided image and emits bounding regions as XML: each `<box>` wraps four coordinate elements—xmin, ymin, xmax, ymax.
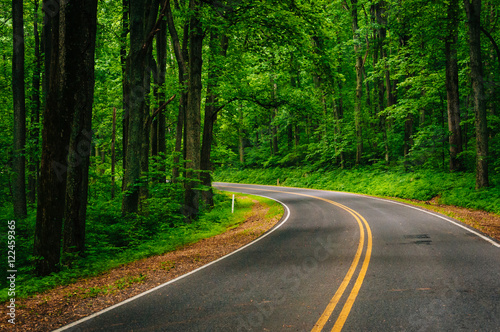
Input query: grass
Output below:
<box><xmin>0</xmin><ymin>191</ymin><xmax>283</xmax><ymax>303</ymax></box>
<box><xmin>214</xmin><ymin>167</ymin><xmax>500</xmax><ymax>215</ymax></box>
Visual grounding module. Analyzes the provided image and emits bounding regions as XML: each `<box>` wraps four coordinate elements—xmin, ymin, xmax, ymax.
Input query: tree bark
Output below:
<box><xmin>35</xmin><ymin>0</ymin><xmax>98</xmax><ymax>275</ymax></box>
<box><xmin>270</xmin><ymin>74</ymin><xmax>279</xmax><ymax>154</ymax></box>
<box><xmin>183</xmin><ymin>0</ymin><xmax>204</xmax><ymax>221</ymax></box>
<box><xmin>445</xmin><ymin>0</ymin><xmax>463</xmax><ymax>171</ymax></box>
<box><xmin>35</xmin><ymin>1</ymin><xmax>64</xmax><ymax>275</ymax></box>
<box><xmin>200</xmin><ymin>33</ymin><xmax>229</xmax><ymax>207</ymax></box>
<box><xmin>121</xmin><ymin>0</ymin><xmax>129</xmax><ymax>190</ymax></box>
<box><xmin>351</xmin><ymin>0</ymin><xmax>363</xmax><ymax>165</ymax></box>
<box><xmin>28</xmin><ymin>0</ymin><xmax>41</xmax><ymax>205</ymax></box>
<box><xmin>122</xmin><ymin>0</ymin><xmax>147</xmax><ymax>214</ymax></box>
<box><xmin>155</xmin><ymin>2</ymin><xmax>167</xmax><ymax>182</ymax></box>
<box><xmin>12</xmin><ymin>0</ymin><xmax>27</xmax><ymax>218</ymax></box>
<box><xmin>165</xmin><ymin>0</ymin><xmax>188</xmax><ymax>182</ymax></box>
<box><xmin>62</xmin><ymin>0</ymin><xmax>98</xmax><ymax>257</ymax></box>
<box><xmin>464</xmin><ymin>0</ymin><xmax>489</xmax><ymax>188</ymax></box>
<box><xmin>111</xmin><ymin>108</ymin><xmax>117</xmax><ymax>198</ymax></box>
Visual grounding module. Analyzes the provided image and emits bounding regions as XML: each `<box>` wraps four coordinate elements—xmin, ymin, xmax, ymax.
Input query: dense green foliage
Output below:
<box><xmin>0</xmin><ymin>0</ymin><xmax>499</xmax><ymax>292</ymax></box>
<box><xmin>215</xmin><ymin>167</ymin><xmax>500</xmax><ymax>214</ymax></box>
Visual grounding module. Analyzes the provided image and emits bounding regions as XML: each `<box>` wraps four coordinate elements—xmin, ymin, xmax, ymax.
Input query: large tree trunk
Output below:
<box><xmin>270</xmin><ymin>75</ymin><xmax>279</xmax><ymax>154</ymax></box>
<box><xmin>12</xmin><ymin>0</ymin><xmax>27</xmax><ymax>218</ymax></box>
<box><xmin>165</xmin><ymin>0</ymin><xmax>188</xmax><ymax>183</ymax></box>
<box><xmin>121</xmin><ymin>0</ymin><xmax>129</xmax><ymax>186</ymax></box>
<box><xmin>464</xmin><ymin>0</ymin><xmax>489</xmax><ymax>188</ymax></box>
<box><xmin>351</xmin><ymin>0</ymin><xmax>363</xmax><ymax>165</ymax></box>
<box><xmin>200</xmin><ymin>33</ymin><xmax>229</xmax><ymax>207</ymax></box>
<box><xmin>122</xmin><ymin>0</ymin><xmax>147</xmax><ymax>214</ymax></box>
<box><xmin>35</xmin><ymin>2</ymin><xmax>64</xmax><ymax>276</ymax></box>
<box><xmin>35</xmin><ymin>0</ymin><xmax>98</xmax><ymax>275</ymax></box>
<box><xmin>374</xmin><ymin>1</ymin><xmax>390</xmax><ymax>163</ymax></box>
<box><xmin>28</xmin><ymin>0</ymin><xmax>41</xmax><ymax>205</ymax></box>
<box><xmin>62</xmin><ymin>0</ymin><xmax>98</xmax><ymax>257</ymax></box>
<box><xmin>445</xmin><ymin>0</ymin><xmax>463</xmax><ymax>172</ymax></box>
<box><xmin>155</xmin><ymin>3</ymin><xmax>167</xmax><ymax>182</ymax></box>
<box><xmin>183</xmin><ymin>0</ymin><xmax>204</xmax><ymax>221</ymax></box>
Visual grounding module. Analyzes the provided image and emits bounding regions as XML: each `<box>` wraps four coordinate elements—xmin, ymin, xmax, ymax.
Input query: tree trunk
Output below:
<box><xmin>122</xmin><ymin>0</ymin><xmax>147</xmax><ymax>214</ymax></box>
<box><xmin>374</xmin><ymin>1</ymin><xmax>390</xmax><ymax>163</ymax></box>
<box><xmin>166</xmin><ymin>0</ymin><xmax>188</xmax><ymax>182</ymax></box>
<box><xmin>121</xmin><ymin>0</ymin><xmax>129</xmax><ymax>190</ymax></box>
<box><xmin>60</xmin><ymin>0</ymin><xmax>97</xmax><ymax>258</ymax></box>
<box><xmin>270</xmin><ymin>75</ymin><xmax>279</xmax><ymax>154</ymax></box>
<box><xmin>111</xmin><ymin>108</ymin><xmax>117</xmax><ymax>198</ymax></box>
<box><xmin>403</xmin><ymin>114</ymin><xmax>413</xmax><ymax>157</ymax></box>
<box><xmin>445</xmin><ymin>0</ymin><xmax>463</xmax><ymax>171</ymax></box>
<box><xmin>35</xmin><ymin>0</ymin><xmax>98</xmax><ymax>275</ymax></box>
<box><xmin>464</xmin><ymin>0</ymin><xmax>489</xmax><ymax>188</ymax></box>
<box><xmin>12</xmin><ymin>0</ymin><xmax>27</xmax><ymax>218</ymax></box>
<box><xmin>351</xmin><ymin>0</ymin><xmax>363</xmax><ymax>165</ymax></box>
<box><xmin>200</xmin><ymin>33</ymin><xmax>229</xmax><ymax>207</ymax></box>
<box><xmin>156</xmin><ymin>3</ymin><xmax>167</xmax><ymax>182</ymax></box>
<box><xmin>35</xmin><ymin>3</ymin><xmax>63</xmax><ymax>274</ymax></box>
<box><xmin>334</xmin><ymin>79</ymin><xmax>345</xmax><ymax>168</ymax></box>
<box><xmin>28</xmin><ymin>0</ymin><xmax>41</xmax><ymax>205</ymax></box>
<box><xmin>183</xmin><ymin>0</ymin><xmax>204</xmax><ymax>221</ymax></box>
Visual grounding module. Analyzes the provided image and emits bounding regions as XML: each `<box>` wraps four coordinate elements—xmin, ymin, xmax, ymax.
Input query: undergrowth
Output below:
<box><xmin>214</xmin><ymin>166</ymin><xmax>500</xmax><ymax>214</ymax></box>
<box><xmin>0</xmin><ymin>190</ymin><xmax>282</xmax><ymax>302</ymax></box>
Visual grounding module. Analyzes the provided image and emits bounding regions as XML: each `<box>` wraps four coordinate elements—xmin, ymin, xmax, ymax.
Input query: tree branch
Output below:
<box><xmin>211</xmin><ymin>97</ymin><xmax>238</xmax><ymax>121</ymax></box>
<box><xmin>165</xmin><ymin>0</ymin><xmax>187</xmax><ymax>74</ymax></box>
<box><xmin>148</xmin><ymin>94</ymin><xmax>177</xmax><ymax>126</ymax></box>
<box><xmin>480</xmin><ymin>25</ymin><xmax>500</xmax><ymax>68</ymax></box>
<box><xmin>142</xmin><ymin>0</ymin><xmax>169</xmax><ymax>51</ymax></box>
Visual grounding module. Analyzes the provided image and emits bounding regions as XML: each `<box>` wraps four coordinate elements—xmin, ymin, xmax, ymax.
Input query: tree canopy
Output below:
<box><xmin>0</xmin><ymin>0</ymin><xmax>499</xmax><ymax>276</ymax></box>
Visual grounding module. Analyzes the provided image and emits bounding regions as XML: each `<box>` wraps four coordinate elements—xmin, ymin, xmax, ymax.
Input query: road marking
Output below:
<box><xmin>54</xmin><ymin>193</ymin><xmax>291</xmax><ymax>332</ymax></box>
<box><xmin>218</xmin><ymin>185</ymin><xmax>373</xmax><ymax>332</ymax></box>
<box><xmin>215</xmin><ymin>182</ymin><xmax>500</xmax><ymax>248</ymax></box>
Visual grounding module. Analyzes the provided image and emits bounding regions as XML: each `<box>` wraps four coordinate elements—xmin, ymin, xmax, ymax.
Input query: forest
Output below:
<box><xmin>1</xmin><ymin>0</ymin><xmax>499</xmax><ymax>298</ymax></box>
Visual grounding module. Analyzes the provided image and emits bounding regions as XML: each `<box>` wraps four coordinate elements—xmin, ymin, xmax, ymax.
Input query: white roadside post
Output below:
<box><xmin>232</xmin><ymin>194</ymin><xmax>235</xmax><ymax>213</ymax></box>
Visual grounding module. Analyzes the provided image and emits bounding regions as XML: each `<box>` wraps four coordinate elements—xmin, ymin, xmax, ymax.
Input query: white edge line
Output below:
<box><xmin>215</xmin><ymin>182</ymin><xmax>500</xmax><ymax>248</ymax></box>
<box><xmin>53</xmin><ymin>193</ymin><xmax>291</xmax><ymax>332</ymax></box>
<box><xmin>366</xmin><ymin>195</ymin><xmax>500</xmax><ymax>248</ymax></box>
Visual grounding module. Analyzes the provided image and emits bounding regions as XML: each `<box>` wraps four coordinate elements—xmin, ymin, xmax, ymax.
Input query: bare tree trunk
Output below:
<box><xmin>156</xmin><ymin>2</ymin><xmax>167</xmax><ymax>182</ymax></box>
<box><xmin>445</xmin><ymin>0</ymin><xmax>463</xmax><ymax>171</ymax></box>
<box><xmin>270</xmin><ymin>75</ymin><xmax>278</xmax><ymax>154</ymax></box>
<box><xmin>200</xmin><ymin>33</ymin><xmax>229</xmax><ymax>207</ymax></box>
<box><xmin>61</xmin><ymin>0</ymin><xmax>98</xmax><ymax>257</ymax></box>
<box><xmin>12</xmin><ymin>0</ymin><xmax>27</xmax><ymax>218</ymax></box>
<box><xmin>35</xmin><ymin>0</ymin><xmax>64</xmax><ymax>276</ymax></box>
<box><xmin>166</xmin><ymin>0</ymin><xmax>188</xmax><ymax>182</ymax></box>
<box><xmin>403</xmin><ymin>114</ymin><xmax>413</xmax><ymax>157</ymax></box>
<box><xmin>122</xmin><ymin>0</ymin><xmax>147</xmax><ymax>214</ymax></box>
<box><xmin>464</xmin><ymin>0</ymin><xmax>489</xmax><ymax>188</ymax></box>
<box><xmin>35</xmin><ymin>0</ymin><xmax>98</xmax><ymax>275</ymax></box>
<box><xmin>111</xmin><ymin>107</ymin><xmax>117</xmax><ymax>198</ymax></box>
<box><xmin>333</xmin><ymin>76</ymin><xmax>345</xmax><ymax>168</ymax></box>
<box><xmin>183</xmin><ymin>0</ymin><xmax>204</xmax><ymax>221</ymax></box>
<box><xmin>121</xmin><ymin>0</ymin><xmax>129</xmax><ymax>191</ymax></box>
<box><xmin>28</xmin><ymin>0</ymin><xmax>41</xmax><ymax>205</ymax></box>
<box><xmin>351</xmin><ymin>0</ymin><xmax>363</xmax><ymax>165</ymax></box>
<box><xmin>374</xmin><ymin>1</ymin><xmax>390</xmax><ymax>164</ymax></box>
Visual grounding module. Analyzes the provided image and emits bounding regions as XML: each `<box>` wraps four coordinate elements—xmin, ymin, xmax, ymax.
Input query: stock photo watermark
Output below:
<box><xmin>6</xmin><ymin>220</ymin><xmax>17</xmax><ymax>325</ymax></box>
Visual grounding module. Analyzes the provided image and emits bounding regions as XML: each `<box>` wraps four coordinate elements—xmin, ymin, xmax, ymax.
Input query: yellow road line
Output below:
<box><xmin>218</xmin><ymin>185</ymin><xmax>372</xmax><ymax>332</ymax></box>
<box><xmin>310</xmin><ymin>208</ymin><xmax>364</xmax><ymax>332</ymax></box>
<box><xmin>331</xmin><ymin>208</ymin><xmax>372</xmax><ymax>332</ymax></box>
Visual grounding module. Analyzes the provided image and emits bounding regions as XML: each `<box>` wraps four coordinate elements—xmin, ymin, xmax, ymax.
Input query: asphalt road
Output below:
<box><xmin>56</xmin><ymin>183</ymin><xmax>500</xmax><ymax>332</ymax></box>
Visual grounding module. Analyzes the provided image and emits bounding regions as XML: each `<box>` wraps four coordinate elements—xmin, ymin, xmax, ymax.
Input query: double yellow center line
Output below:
<box><xmin>221</xmin><ymin>185</ymin><xmax>372</xmax><ymax>332</ymax></box>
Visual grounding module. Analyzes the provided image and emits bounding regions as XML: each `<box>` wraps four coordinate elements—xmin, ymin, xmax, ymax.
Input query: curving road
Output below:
<box><xmin>56</xmin><ymin>183</ymin><xmax>500</xmax><ymax>331</ymax></box>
